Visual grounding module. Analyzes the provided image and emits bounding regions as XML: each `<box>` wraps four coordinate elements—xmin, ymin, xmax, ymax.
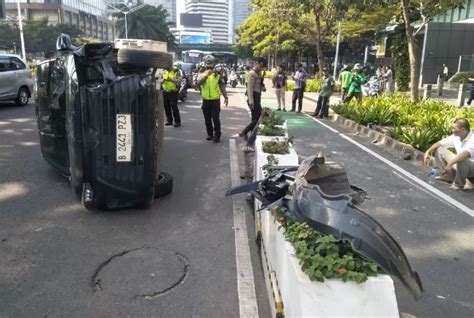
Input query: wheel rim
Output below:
<box><xmin>19</xmin><ymin>90</ymin><xmax>28</xmax><ymax>104</ymax></box>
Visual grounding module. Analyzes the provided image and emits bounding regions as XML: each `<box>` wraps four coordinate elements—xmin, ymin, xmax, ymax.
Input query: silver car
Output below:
<box><xmin>0</xmin><ymin>54</ymin><xmax>34</xmax><ymax>106</ymax></box>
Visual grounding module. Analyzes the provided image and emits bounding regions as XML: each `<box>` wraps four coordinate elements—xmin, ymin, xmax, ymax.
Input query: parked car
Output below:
<box><xmin>35</xmin><ymin>34</ymin><xmax>173</xmax><ymax>209</ymax></box>
<box><xmin>0</xmin><ymin>54</ymin><xmax>34</xmax><ymax>106</ymax></box>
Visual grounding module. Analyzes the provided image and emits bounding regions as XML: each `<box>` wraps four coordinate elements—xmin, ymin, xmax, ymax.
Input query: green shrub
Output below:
<box><xmin>272</xmin><ymin>206</ymin><xmax>379</xmax><ymax>283</ymax></box>
<box><xmin>258</xmin><ymin>125</ymin><xmax>286</xmax><ymax>136</ymax></box>
<box><xmin>450</xmin><ymin>72</ymin><xmax>474</xmax><ymax>83</ymax></box>
<box><xmin>286</xmin><ymin>79</ymin><xmax>321</xmax><ymax>92</ymax></box>
<box><xmin>331</xmin><ymin>95</ymin><xmax>474</xmax><ymax>151</ymax></box>
<box><xmin>262</xmin><ymin>140</ymin><xmax>290</xmax><ymax>154</ymax></box>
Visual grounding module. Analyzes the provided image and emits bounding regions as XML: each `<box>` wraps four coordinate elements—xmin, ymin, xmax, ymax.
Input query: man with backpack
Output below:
<box><xmin>313</xmin><ymin>67</ymin><xmax>335</xmax><ymax>118</ymax></box>
<box><xmin>338</xmin><ymin>66</ymin><xmax>352</xmax><ymax>101</ymax></box>
<box><xmin>291</xmin><ymin>63</ymin><xmax>307</xmax><ymax>112</ymax></box>
<box><xmin>272</xmin><ymin>64</ymin><xmax>287</xmax><ymax>111</ymax></box>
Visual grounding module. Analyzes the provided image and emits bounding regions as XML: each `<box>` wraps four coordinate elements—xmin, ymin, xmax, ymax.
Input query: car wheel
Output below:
<box><xmin>15</xmin><ymin>87</ymin><xmax>29</xmax><ymax>106</ymax></box>
<box><xmin>154</xmin><ymin>172</ymin><xmax>173</xmax><ymax>198</ymax></box>
<box><xmin>117</xmin><ymin>49</ymin><xmax>173</xmax><ymax>69</ymax></box>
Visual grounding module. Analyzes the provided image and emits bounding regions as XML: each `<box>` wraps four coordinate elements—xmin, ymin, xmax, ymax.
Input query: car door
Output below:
<box><xmin>10</xmin><ymin>56</ymin><xmax>32</xmax><ymax>93</ymax></box>
<box><xmin>0</xmin><ymin>56</ymin><xmax>13</xmax><ymax>98</ymax></box>
<box><xmin>36</xmin><ymin>57</ymin><xmax>70</xmax><ymax>176</ymax></box>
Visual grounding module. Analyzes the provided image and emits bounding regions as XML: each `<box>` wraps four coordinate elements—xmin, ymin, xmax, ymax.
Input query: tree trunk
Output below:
<box><xmin>401</xmin><ymin>0</ymin><xmax>419</xmax><ymax>101</ymax></box>
<box><xmin>315</xmin><ymin>12</ymin><xmax>324</xmax><ymax>77</ymax></box>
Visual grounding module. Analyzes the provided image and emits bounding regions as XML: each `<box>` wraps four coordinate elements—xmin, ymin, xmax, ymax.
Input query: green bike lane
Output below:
<box><xmin>245</xmin><ymin>87</ymin><xmax>474</xmax><ymax>317</ymax></box>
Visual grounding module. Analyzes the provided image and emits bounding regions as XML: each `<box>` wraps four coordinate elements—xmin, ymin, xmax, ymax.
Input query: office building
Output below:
<box><xmin>144</xmin><ymin>0</ymin><xmax>176</xmax><ymax>26</ymax></box>
<box><xmin>184</xmin><ymin>0</ymin><xmax>229</xmax><ymax>44</ymax></box>
<box><xmin>4</xmin><ymin>0</ymin><xmax>115</xmax><ymax>41</ymax></box>
<box><xmin>231</xmin><ymin>0</ymin><xmax>252</xmax><ymax>43</ymax></box>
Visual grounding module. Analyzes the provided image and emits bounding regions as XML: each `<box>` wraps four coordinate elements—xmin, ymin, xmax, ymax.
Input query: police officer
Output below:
<box><xmin>162</xmin><ymin>64</ymin><xmax>182</xmax><ymax>127</ymax></box>
<box><xmin>197</xmin><ymin>55</ymin><xmax>228</xmax><ymax>143</ymax></box>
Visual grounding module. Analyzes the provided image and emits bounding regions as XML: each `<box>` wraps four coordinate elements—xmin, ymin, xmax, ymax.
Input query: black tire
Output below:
<box><xmin>154</xmin><ymin>172</ymin><xmax>173</xmax><ymax>198</ymax></box>
<box><xmin>117</xmin><ymin>49</ymin><xmax>172</xmax><ymax>69</ymax></box>
<box><xmin>15</xmin><ymin>87</ymin><xmax>29</xmax><ymax>106</ymax></box>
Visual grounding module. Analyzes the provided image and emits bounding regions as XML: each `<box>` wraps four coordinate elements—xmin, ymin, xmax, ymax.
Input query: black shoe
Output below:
<box><xmin>173</xmin><ymin>123</ymin><xmax>181</xmax><ymax>127</ymax></box>
<box><xmin>213</xmin><ymin>136</ymin><xmax>220</xmax><ymax>143</ymax></box>
<box><xmin>312</xmin><ymin>113</ymin><xmax>318</xmax><ymax>117</ymax></box>
<box><xmin>206</xmin><ymin>135</ymin><xmax>213</xmax><ymax>140</ymax></box>
<box><xmin>165</xmin><ymin>122</ymin><xmax>173</xmax><ymax>126</ymax></box>
<box><xmin>290</xmin><ymin>109</ymin><xmax>295</xmax><ymax>112</ymax></box>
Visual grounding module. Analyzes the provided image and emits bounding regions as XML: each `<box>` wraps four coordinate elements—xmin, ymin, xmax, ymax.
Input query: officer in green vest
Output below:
<box><xmin>162</xmin><ymin>64</ymin><xmax>182</xmax><ymax>127</ymax></box>
<box><xmin>197</xmin><ymin>55</ymin><xmax>228</xmax><ymax>143</ymax></box>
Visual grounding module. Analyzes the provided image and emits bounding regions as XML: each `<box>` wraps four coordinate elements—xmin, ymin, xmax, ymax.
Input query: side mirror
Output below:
<box><xmin>56</xmin><ymin>33</ymin><xmax>73</xmax><ymax>51</ymax></box>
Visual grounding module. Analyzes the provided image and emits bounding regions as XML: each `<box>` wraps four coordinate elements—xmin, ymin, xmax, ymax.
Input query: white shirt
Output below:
<box><xmin>440</xmin><ymin>131</ymin><xmax>474</xmax><ymax>162</ymax></box>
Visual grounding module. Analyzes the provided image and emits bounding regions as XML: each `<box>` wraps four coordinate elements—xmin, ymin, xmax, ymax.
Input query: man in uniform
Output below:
<box><xmin>197</xmin><ymin>55</ymin><xmax>228</xmax><ymax>143</ymax></box>
<box><xmin>162</xmin><ymin>64</ymin><xmax>182</xmax><ymax>127</ymax></box>
<box><xmin>238</xmin><ymin>57</ymin><xmax>267</xmax><ymax>147</ymax></box>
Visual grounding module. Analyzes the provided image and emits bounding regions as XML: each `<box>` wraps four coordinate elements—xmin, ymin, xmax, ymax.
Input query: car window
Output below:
<box><xmin>49</xmin><ymin>59</ymin><xmax>65</xmax><ymax>96</ymax></box>
<box><xmin>10</xmin><ymin>57</ymin><xmax>26</xmax><ymax>70</ymax></box>
<box><xmin>0</xmin><ymin>57</ymin><xmax>12</xmax><ymax>73</ymax></box>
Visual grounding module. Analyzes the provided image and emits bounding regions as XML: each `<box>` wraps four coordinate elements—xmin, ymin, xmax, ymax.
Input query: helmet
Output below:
<box><xmin>353</xmin><ymin>63</ymin><xmax>362</xmax><ymax>71</ymax></box>
<box><xmin>203</xmin><ymin>55</ymin><xmax>216</xmax><ymax>64</ymax></box>
<box><xmin>173</xmin><ymin>62</ymin><xmax>181</xmax><ymax>69</ymax></box>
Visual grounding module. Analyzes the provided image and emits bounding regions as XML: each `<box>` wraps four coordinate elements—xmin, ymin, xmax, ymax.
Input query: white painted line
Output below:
<box><xmin>307</xmin><ymin>115</ymin><xmax>474</xmax><ymax>217</ymax></box>
<box><xmin>229</xmin><ymin>139</ymin><xmax>260</xmax><ymax>318</ymax></box>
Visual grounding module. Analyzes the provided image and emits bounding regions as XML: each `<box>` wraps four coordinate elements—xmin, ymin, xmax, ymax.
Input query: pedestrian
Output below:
<box><xmin>272</xmin><ymin>64</ymin><xmax>287</xmax><ymax>111</ymax></box>
<box><xmin>423</xmin><ymin>118</ymin><xmax>474</xmax><ymax>190</ymax></box>
<box><xmin>344</xmin><ymin>64</ymin><xmax>364</xmax><ymax>104</ymax></box>
<box><xmin>162</xmin><ymin>64</ymin><xmax>182</xmax><ymax>127</ymax></box>
<box><xmin>443</xmin><ymin>63</ymin><xmax>449</xmax><ymax>81</ymax></box>
<box><xmin>383</xmin><ymin>65</ymin><xmax>393</xmax><ymax>96</ymax></box>
<box><xmin>313</xmin><ymin>67</ymin><xmax>335</xmax><ymax>118</ymax></box>
<box><xmin>197</xmin><ymin>55</ymin><xmax>229</xmax><ymax>143</ymax></box>
<box><xmin>376</xmin><ymin>65</ymin><xmax>384</xmax><ymax>78</ymax></box>
<box><xmin>291</xmin><ymin>63</ymin><xmax>307</xmax><ymax>112</ymax></box>
<box><xmin>338</xmin><ymin>66</ymin><xmax>351</xmax><ymax>101</ymax></box>
<box><xmin>238</xmin><ymin>57</ymin><xmax>267</xmax><ymax>144</ymax></box>
<box><xmin>467</xmin><ymin>77</ymin><xmax>474</xmax><ymax>105</ymax></box>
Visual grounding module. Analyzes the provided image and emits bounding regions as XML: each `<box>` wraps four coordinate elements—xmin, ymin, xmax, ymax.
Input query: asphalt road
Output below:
<box><xmin>0</xmin><ymin>92</ymin><xmax>270</xmax><ymax>318</ymax></box>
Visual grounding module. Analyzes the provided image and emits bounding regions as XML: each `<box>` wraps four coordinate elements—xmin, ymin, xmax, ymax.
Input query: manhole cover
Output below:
<box><xmin>91</xmin><ymin>247</ymin><xmax>189</xmax><ymax>299</ymax></box>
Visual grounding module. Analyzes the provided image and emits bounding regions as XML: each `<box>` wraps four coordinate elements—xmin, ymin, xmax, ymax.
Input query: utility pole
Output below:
<box><xmin>16</xmin><ymin>0</ymin><xmax>26</xmax><ymax>61</ymax></box>
<box><xmin>333</xmin><ymin>21</ymin><xmax>341</xmax><ymax>79</ymax></box>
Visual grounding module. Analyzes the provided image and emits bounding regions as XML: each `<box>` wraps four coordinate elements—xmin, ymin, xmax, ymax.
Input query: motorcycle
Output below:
<box><xmin>362</xmin><ymin>76</ymin><xmax>381</xmax><ymax>97</ymax></box>
<box><xmin>229</xmin><ymin>72</ymin><xmax>238</xmax><ymax>88</ymax></box>
<box><xmin>178</xmin><ymin>78</ymin><xmax>188</xmax><ymax>102</ymax></box>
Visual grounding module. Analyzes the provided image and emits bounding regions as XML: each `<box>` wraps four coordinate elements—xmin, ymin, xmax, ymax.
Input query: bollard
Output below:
<box><xmin>423</xmin><ymin>84</ymin><xmax>432</xmax><ymax>99</ymax></box>
<box><xmin>457</xmin><ymin>83</ymin><xmax>466</xmax><ymax>107</ymax></box>
<box><xmin>437</xmin><ymin>75</ymin><xmax>444</xmax><ymax>96</ymax></box>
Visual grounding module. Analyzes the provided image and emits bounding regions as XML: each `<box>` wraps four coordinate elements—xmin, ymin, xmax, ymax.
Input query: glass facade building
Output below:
<box><xmin>5</xmin><ymin>0</ymin><xmax>115</xmax><ymax>41</ymax></box>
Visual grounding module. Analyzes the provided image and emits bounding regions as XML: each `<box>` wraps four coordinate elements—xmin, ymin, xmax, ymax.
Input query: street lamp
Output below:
<box><xmin>16</xmin><ymin>0</ymin><xmax>26</xmax><ymax>61</ymax></box>
<box><xmin>107</xmin><ymin>2</ymin><xmax>146</xmax><ymax>39</ymax></box>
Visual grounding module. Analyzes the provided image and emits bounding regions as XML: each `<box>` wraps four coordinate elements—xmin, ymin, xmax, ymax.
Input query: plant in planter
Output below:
<box><xmin>262</xmin><ymin>155</ymin><xmax>279</xmax><ymax>177</ymax></box>
<box><xmin>262</xmin><ymin>139</ymin><xmax>290</xmax><ymax>154</ymax></box>
<box><xmin>261</xmin><ymin>111</ymin><xmax>285</xmax><ymax>126</ymax></box>
<box><xmin>258</xmin><ymin>125</ymin><xmax>286</xmax><ymax>137</ymax></box>
<box><xmin>271</xmin><ymin>206</ymin><xmax>379</xmax><ymax>284</ymax></box>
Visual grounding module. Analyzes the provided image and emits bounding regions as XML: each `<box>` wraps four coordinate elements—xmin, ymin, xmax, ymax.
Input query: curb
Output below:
<box><xmin>331</xmin><ymin>114</ymin><xmax>426</xmax><ymax>163</ymax></box>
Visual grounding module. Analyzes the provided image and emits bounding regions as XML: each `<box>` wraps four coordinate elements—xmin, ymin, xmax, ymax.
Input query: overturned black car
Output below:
<box><xmin>35</xmin><ymin>34</ymin><xmax>173</xmax><ymax>209</ymax></box>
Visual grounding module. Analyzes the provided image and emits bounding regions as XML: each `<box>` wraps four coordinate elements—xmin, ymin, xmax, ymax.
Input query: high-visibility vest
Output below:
<box><xmin>200</xmin><ymin>72</ymin><xmax>221</xmax><ymax>100</ymax></box>
<box><xmin>162</xmin><ymin>71</ymin><xmax>178</xmax><ymax>92</ymax></box>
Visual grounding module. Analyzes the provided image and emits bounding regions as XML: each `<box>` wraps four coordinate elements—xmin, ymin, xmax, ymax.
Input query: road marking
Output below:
<box><xmin>309</xmin><ymin>115</ymin><xmax>474</xmax><ymax>217</ymax></box>
<box><xmin>229</xmin><ymin>139</ymin><xmax>260</xmax><ymax>317</ymax></box>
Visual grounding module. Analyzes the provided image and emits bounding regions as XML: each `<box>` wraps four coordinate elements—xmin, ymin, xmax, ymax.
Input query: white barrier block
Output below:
<box><xmin>261</xmin><ymin>209</ymin><xmax>399</xmax><ymax>318</ymax></box>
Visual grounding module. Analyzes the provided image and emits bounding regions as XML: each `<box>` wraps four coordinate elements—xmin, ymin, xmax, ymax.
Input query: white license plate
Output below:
<box><xmin>116</xmin><ymin>114</ymin><xmax>133</xmax><ymax>162</ymax></box>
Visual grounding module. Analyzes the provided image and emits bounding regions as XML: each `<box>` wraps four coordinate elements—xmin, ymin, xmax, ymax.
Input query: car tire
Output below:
<box><xmin>15</xmin><ymin>87</ymin><xmax>29</xmax><ymax>106</ymax></box>
<box><xmin>117</xmin><ymin>49</ymin><xmax>173</xmax><ymax>69</ymax></box>
<box><xmin>154</xmin><ymin>172</ymin><xmax>173</xmax><ymax>198</ymax></box>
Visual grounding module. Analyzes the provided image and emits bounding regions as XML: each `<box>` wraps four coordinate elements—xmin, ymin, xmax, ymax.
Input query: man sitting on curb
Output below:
<box><xmin>424</xmin><ymin>118</ymin><xmax>474</xmax><ymax>190</ymax></box>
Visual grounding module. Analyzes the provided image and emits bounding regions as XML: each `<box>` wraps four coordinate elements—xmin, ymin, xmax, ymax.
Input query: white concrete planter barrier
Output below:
<box><xmin>259</xmin><ymin>209</ymin><xmax>399</xmax><ymax>318</ymax></box>
<box><xmin>254</xmin><ymin>138</ymin><xmax>299</xmax><ymax>181</ymax></box>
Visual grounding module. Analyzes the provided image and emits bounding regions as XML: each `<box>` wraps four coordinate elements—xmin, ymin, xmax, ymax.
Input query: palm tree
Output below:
<box><xmin>114</xmin><ymin>4</ymin><xmax>176</xmax><ymax>49</ymax></box>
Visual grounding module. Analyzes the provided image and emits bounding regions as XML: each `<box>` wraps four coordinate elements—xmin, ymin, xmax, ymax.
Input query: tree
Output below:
<box><xmin>399</xmin><ymin>0</ymin><xmax>464</xmax><ymax>101</ymax></box>
<box><xmin>114</xmin><ymin>4</ymin><xmax>176</xmax><ymax>50</ymax></box>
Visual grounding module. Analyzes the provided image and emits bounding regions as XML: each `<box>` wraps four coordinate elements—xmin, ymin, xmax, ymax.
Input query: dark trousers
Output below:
<box><xmin>344</xmin><ymin>92</ymin><xmax>362</xmax><ymax>104</ymax></box>
<box><xmin>241</xmin><ymin>92</ymin><xmax>262</xmax><ymax>136</ymax></box>
<box><xmin>314</xmin><ymin>95</ymin><xmax>330</xmax><ymax>117</ymax></box>
<box><xmin>291</xmin><ymin>88</ymin><xmax>304</xmax><ymax>111</ymax></box>
<box><xmin>341</xmin><ymin>87</ymin><xmax>349</xmax><ymax>100</ymax></box>
<box><xmin>163</xmin><ymin>91</ymin><xmax>180</xmax><ymax>124</ymax></box>
<box><xmin>202</xmin><ymin>99</ymin><xmax>221</xmax><ymax>137</ymax></box>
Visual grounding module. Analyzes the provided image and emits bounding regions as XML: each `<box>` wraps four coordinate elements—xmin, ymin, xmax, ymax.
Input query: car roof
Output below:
<box><xmin>0</xmin><ymin>53</ymin><xmax>24</xmax><ymax>59</ymax></box>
